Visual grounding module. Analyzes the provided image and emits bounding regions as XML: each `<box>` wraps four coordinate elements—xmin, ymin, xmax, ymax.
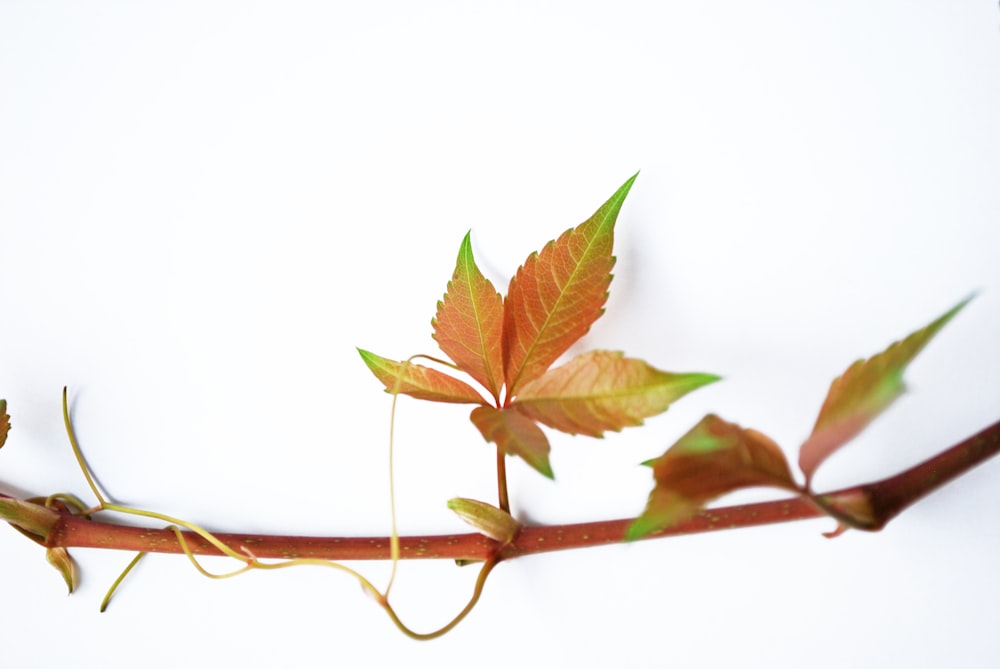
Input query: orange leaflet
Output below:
<box><xmin>357</xmin><ymin>349</ymin><xmax>487</xmax><ymax>405</ymax></box>
<box><xmin>628</xmin><ymin>414</ymin><xmax>798</xmax><ymax>540</ymax></box>
<box><xmin>798</xmin><ymin>297</ymin><xmax>971</xmax><ymax>484</ymax></box>
<box><xmin>502</xmin><ymin>174</ymin><xmax>637</xmax><ymax>397</ymax></box>
<box><xmin>470</xmin><ymin>405</ymin><xmax>553</xmax><ymax>479</ymax></box>
<box><xmin>513</xmin><ymin>350</ymin><xmax>719</xmax><ymax>437</ymax></box>
<box><xmin>432</xmin><ymin>232</ymin><xmax>506</xmax><ymax>404</ymax></box>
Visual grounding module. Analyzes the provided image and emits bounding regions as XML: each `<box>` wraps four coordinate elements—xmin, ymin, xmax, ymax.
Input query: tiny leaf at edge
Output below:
<box><xmin>0</xmin><ymin>399</ymin><xmax>9</xmax><ymax>448</ymax></box>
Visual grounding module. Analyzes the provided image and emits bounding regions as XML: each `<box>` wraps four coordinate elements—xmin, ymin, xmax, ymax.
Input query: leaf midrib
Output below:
<box><xmin>459</xmin><ymin>241</ymin><xmax>500</xmax><ymax>399</ymax></box>
<box><xmin>508</xmin><ymin>197</ymin><xmax>623</xmax><ymax>394</ymax></box>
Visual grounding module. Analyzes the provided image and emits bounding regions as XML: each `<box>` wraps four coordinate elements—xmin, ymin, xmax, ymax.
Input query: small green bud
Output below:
<box><xmin>446</xmin><ymin>497</ymin><xmax>520</xmax><ymax>544</ymax></box>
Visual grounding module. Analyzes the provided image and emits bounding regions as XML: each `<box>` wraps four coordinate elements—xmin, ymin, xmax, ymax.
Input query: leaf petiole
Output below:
<box><xmin>496</xmin><ymin>446</ymin><xmax>510</xmax><ymax>513</ymax></box>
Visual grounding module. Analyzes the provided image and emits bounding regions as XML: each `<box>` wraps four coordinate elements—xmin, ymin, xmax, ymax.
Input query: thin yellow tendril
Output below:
<box><xmin>380</xmin><ymin>557</ymin><xmax>500</xmax><ymax>641</ymax></box>
<box><xmin>62</xmin><ymin>384</ymin><xmax>500</xmax><ymax>638</ymax></box>
<box><xmin>63</xmin><ymin>387</ymin><xmax>386</xmax><ymax>608</ymax></box>
<box><xmin>382</xmin><ymin>358</ymin><xmax>410</xmax><ymax>596</ymax></box>
<box><xmin>168</xmin><ymin>525</ymin><xmax>254</xmax><ymax>579</ymax></box>
<box><xmin>408</xmin><ymin>353</ymin><xmax>462</xmax><ymax>371</ymax></box>
<box><xmin>43</xmin><ymin>492</ymin><xmax>91</xmax><ymax>516</ymax></box>
<box><xmin>101</xmin><ymin>551</ymin><xmax>146</xmax><ymax>612</ymax></box>
<box><xmin>62</xmin><ymin>387</ymin><xmax>107</xmax><ymax>507</ymax></box>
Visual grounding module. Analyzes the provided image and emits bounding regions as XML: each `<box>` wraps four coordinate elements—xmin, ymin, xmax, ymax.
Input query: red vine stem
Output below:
<box><xmin>9</xmin><ymin>418</ymin><xmax>1000</xmax><ymax>563</ymax></box>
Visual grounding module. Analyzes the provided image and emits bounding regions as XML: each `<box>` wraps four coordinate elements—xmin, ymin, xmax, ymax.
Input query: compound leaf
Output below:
<box><xmin>628</xmin><ymin>414</ymin><xmax>798</xmax><ymax>540</ymax></box>
<box><xmin>503</xmin><ymin>174</ymin><xmax>637</xmax><ymax>396</ymax></box>
<box><xmin>470</xmin><ymin>405</ymin><xmax>553</xmax><ymax>478</ymax></box>
<box><xmin>514</xmin><ymin>350</ymin><xmax>719</xmax><ymax>437</ymax></box>
<box><xmin>798</xmin><ymin>297</ymin><xmax>971</xmax><ymax>483</ymax></box>
<box><xmin>432</xmin><ymin>232</ymin><xmax>506</xmax><ymax>403</ymax></box>
<box><xmin>357</xmin><ymin>349</ymin><xmax>486</xmax><ymax>405</ymax></box>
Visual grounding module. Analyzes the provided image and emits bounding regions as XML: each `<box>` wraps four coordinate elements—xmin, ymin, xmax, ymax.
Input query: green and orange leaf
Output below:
<box><xmin>357</xmin><ymin>349</ymin><xmax>487</xmax><ymax>405</ymax></box>
<box><xmin>628</xmin><ymin>414</ymin><xmax>799</xmax><ymax>540</ymax></box>
<box><xmin>432</xmin><ymin>232</ymin><xmax>506</xmax><ymax>403</ymax></box>
<box><xmin>513</xmin><ymin>350</ymin><xmax>719</xmax><ymax>437</ymax></box>
<box><xmin>470</xmin><ymin>405</ymin><xmax>553</xmax><ymax>478</ymax></box>
<box><xmin>502</xmin><ymin>174</ymin><xmax>637</xmax><ymax>396</ymax></box>
<box><xmin>798</xmin><ymin>297</ymin><xmax>972</xmax><ymax>484</ymax></box>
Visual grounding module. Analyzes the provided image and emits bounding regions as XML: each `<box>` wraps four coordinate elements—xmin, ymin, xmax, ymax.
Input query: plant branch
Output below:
<box><xmin>9</xmin><ymin>418</ymin><xmax>994</xmax><ymax>563</ymax></box>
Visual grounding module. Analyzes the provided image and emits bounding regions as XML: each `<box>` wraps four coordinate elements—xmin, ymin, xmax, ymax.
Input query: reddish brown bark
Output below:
<box><xmin>9</xmin><ymin>418</ymin><xmax>992</xmax><ymax>564</ymax></box>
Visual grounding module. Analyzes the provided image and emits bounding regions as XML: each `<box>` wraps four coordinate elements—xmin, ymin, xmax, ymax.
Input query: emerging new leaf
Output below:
<box><xmin>46</xmin><ymin>547</ymin><xmax>79</xmax><ymax>594</ymax></box>
<box><xmin>0</xmin><ymin>497</ymin><xmax>61</xmax><ymax>541</ymax></box>
<box><xmin>798</xmin><ymin>297</ymin><xmax>972</xmax><ymax>484</ymax></box>
<box><xmin>470</xmin><ymin>406</ymin><xmax>554</xmax><ymax>479</ymax></box>
<box><xmin>514</xmin><ymin>350</ymin><xmax>719</xmax><ymax>437</ymax></box>
<box><xmin>432</xmin><ymin>232</ymin><xmax>506</xmax><ymax>403</ymax></box>
<box><xmin>447</xmin><ymin>497</ymin><xmax>521</xmax><ymax>543</ymax></box>
<box><xmin>0</xmin><ymin>399</ymin><xmax>9</xmax><ymax>448</ymax></box>
<box><xmin>628</xmin><ymin>414</ymin><xmax>799</xmax><ymax>540</ymax></box>
<box><xmin>503</xmin><ymin>174</ymin><xmax>637</xmax><ymax>396</ymax></box>
<box><xmin>357</xmin><ymin>349</ymin><xmax>486</xmax><ymax>405</ymax></box>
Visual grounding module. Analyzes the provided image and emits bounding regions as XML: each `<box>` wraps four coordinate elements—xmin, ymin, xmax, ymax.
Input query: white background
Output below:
<box><xmin>2</xmin><ymin>2</ymin><xmax>999</xmax><ymax>667</ymax></box>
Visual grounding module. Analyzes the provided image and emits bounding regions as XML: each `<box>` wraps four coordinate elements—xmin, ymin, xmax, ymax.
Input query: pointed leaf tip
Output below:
<box><xmin>503</xmin><ymin>178</ymin><xmax>637</xmax><ymax>395</ymax></box>
<box><xmin>798</xmin><ymin>296</ymin><xmax>972</xmax><ymax>483</ymax></box>
<box><xmin>357</xmin><ymin>349</ymin><xmax>486</xmax><ymax>404</ymax></box>
<box><xmin>432</xmin><ymin>231</ymin><xmax>505</xmax><ymax>401</ymax></box>
<box><xmin>621</xmin><ymin>170</ymin><xmax>639</xmax><ymax>192</ymax></box>
<box><xmin>46</xmin><ymin>547</ymin><xmax>79</xmax><ymax>594</ymax></box>
<box><xmin>625</xmin><ymin>514</ymin><xmax>661</xmax><ymax>542</ymax></box>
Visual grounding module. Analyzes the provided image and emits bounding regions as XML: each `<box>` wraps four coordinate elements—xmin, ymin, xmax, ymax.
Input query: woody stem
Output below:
<box><xmin>16</xmin><ymin>417</ymin><xmax>997</xmax><ymax>563</ymax></box>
